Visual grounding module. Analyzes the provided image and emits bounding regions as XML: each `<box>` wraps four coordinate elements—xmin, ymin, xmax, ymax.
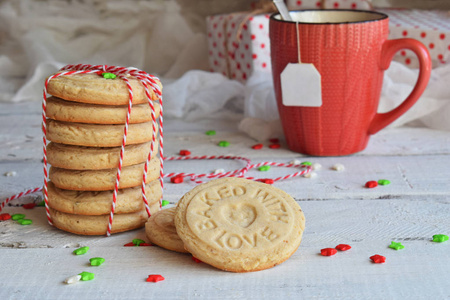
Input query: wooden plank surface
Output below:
<box><xmin>0</xmin><ymin>102</ymin><xmax>449</xmax><ymax>299</ymax></box>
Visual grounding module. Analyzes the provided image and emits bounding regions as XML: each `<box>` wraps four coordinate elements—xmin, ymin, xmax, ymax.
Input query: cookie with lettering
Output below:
<box><xmin>174</xmin><ymin>177</ymin><xmax>306</xmax><ymax>272</ymax></box>
<box><xmin>145</xmin><ymin>207</ymin><xmax>189</xmax><ymax>253</ymax></box>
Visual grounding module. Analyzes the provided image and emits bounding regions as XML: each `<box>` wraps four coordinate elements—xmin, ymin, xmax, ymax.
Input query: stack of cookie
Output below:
<box><xmin>146</xmin><ymin>177</ymin><xmax>306</xmax><ymax>272</ymax></box>
<box><xmin>44</xmin><ymin>72</ymin><xmax>162</xmax><ymax>235</ymax></box>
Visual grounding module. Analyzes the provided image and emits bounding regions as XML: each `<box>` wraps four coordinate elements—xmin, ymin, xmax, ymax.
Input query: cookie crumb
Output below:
<box><xmin>303</xmin><ymin>172</ymin><xmax>317</xmax><ymax>178</ymax></box>
<box><xmin>64</xmin><ymin>275</ymin><xmax>82</xmax><ymax>284</ymax></box>
<box><xmin>332</xmin><ymin>163</ymin><xmax>345</xmax><ymax>171</ymax></box>
<box><xmin>312</xmin><ymin>163</ymin><xmax>322</xmax><ymax>170</ymax></box>
<box><xmin>289</xmin><ymin>159</ymin><xmax>301</xmax><ymax>165</ymax></box>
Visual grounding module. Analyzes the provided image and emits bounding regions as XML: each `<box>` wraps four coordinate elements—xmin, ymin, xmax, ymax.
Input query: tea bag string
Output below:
<box><xmin>296</xmin><ymin>21</ymin><xmax>301</xmax><ymax>63</ymax></box>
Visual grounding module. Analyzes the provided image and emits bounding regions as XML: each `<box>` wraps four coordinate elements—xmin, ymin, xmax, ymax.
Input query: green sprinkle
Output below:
<box><xmin>258</xmin><ymin>165</ymin><xmax>271</xmax><ymax>172</ymax></box>
<box><xmin>161</xmin><ymin>200</ymin><xmax>170</xmax><ymax>207</ymax></box>
<box><xmin>78</xmin><ymin>271</ymin><xmax>95</xmax><ymax>281</ymax></box>
<box><xmin>17</xmin><ymin>219</ymin><xmax>32</xmax><ymax>225</ymax></box>
<box><xmin>73</xmin><ymin>246</ymin><xmax>89</xmax><ymax>255</ymax></box>
<box><xmin>205</xmin><ymin>130</ymin><xmax>216</xmax><ymax>136</ymax></box>
<box><xmin>378</xmin><ymin>179</ymin><xmax>391</xmax><ymax>186</ymax></box>
<box><xmin>11</xmin><ymin>214</ymin><xmax>25</xmax><ymax>221</ymax></box>
<box><xmin>301</xmin><ymin>161</ymin><xmax>312</xmax><ymax>166</ymax></box>
<box><xmin>389</xmin><ymin>241</ymin><xmax>405</xmax><ymax>250</ymax></box>
<box><xmin>102</xmin><ymin>72</ymin><xmax>116</xmax><ymax>79</ymax></box>
<box><xmin>218</xmin><ymin>141</ymin><xmax>230</xmax><ymax>147</ymax></box>
<box><xmin>37</xmin><ymin>200</ymin><xmax>46</xmax><ymax>207</ymax></box>
<box><xmin>132</xmin><ymin>239</ymin><xmax>146</xmax><ymax>246</ymax></box>
<box><xmin>432</xmin><ymin>234</ymin><xmax>449</xmax><ymax>243</ymax></box>
<box><xmin>89</xmin><ymin>257</ymin><xmax>105</xmax><ymax>266</ymax></box>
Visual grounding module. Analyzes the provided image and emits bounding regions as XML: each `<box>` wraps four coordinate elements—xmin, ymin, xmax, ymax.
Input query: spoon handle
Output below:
<box><xmin>273</xmin><ymin>0</ymin><xmax>293</xmax><ymax>21</ymax></box>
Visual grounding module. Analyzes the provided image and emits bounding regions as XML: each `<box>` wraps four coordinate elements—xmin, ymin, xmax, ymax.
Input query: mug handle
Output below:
<box><xmin>368</xmin><ymin>38</ymin><xmax>431</xmax><ymax>135</ymax></box>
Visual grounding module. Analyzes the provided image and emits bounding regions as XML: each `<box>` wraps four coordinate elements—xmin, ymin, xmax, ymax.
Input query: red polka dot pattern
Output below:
<box><xmin>287</xmin><ymin>0</ymin><xmax>372</xmax><ymax>10</ymax></box>
<box><xmin>206</xmin><ymin>13</ymin><xmax>272</xmax><ymax>83</ymax></box>
<box><xmin>377</xmin><ymin>8</ymin><xmax>450</xmax><ymax>68</ymax></box>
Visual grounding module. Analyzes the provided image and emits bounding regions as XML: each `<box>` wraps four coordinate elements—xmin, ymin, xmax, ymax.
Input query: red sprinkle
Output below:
<box><xmin>0</xmin><ymin>213</ymin><xmax>12</xmax><ymax>221</ymax></box>
<box><xmin>170</xmin><ymin>175</ymin><xmax>184</xmax><ymax>184</ymax></box>
<box><xmin>251</xmin><ymin>143</ymin><xmax>263</xmax><ymax>150</ymax></box>
<box><xmin>335</xmin><ymin>244</ymin><xmax>352</xmax><ymax>251</ymax></box>
<box><xmin>321</xmin><ymin>248</ymin><xmax>338</xmax><ymax>256</ymax></box>
<box><xmin>124</xmin><ymin>242</ymin><xmax>135</xmax><ymax>247</ymax></box>
<box><xmin>192</xmin><ymin>256</ymin><xmax>203</xmax><ymax>263</ymax></box>
<box><xmin>23</xmin><ymin>203</ymin><xmax>36</xmax><ymax>209</ymax></box>
<box><xmin>146</xmin><ymin>274</ymin><xmax>165</xmax><ymax>283</ymax></box>
<box><xmin>370</xmin><ymin>254</ymin><xmax>386</xmax><ymax>264</ymax></box>
<box><xmin>269</xmin><ymin>138</ymin><xmax>280</xmax><ymax>144</ymax></box>
<box><xmin>139</xmin><ymin>243</ymin><xmax>153</xmax><ymax>247</ymax></box>
<box><xmin>269</xmin><ymin>144</ymin><xmax>281</xmax><ymax>149</ymax></box>
<box><xmin>257</xmin><ymin>178</ymin><xmax>274</xmax><ymax>184</ymax></box>
<box><xmin>365</xmin><ymin>181</ymin><xmax>378</xmax><ymax>188</ymax></box>
<box><xmin>179</xmin><ymin>150</ymin><xmax>191</xmax><ymax>156</ymax></box>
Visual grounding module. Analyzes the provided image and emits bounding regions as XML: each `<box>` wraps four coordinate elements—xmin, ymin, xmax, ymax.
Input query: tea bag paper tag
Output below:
<box><xmin>281</xmin><ymin>63</ymin><xmax>322</xmax><ymax>107</ymax></box>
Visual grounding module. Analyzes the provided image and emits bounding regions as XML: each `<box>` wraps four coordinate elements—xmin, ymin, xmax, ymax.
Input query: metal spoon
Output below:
<box><xmin>273</xmin><ymin>0</ymin><xmax>292</xmax><ymax>21</ymax></box>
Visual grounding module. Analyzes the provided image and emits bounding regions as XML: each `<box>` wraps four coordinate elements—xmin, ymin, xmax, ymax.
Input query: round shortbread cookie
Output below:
<box><xmin>46</xmin><ymin>72</ymin><xmax>162</xmax><ymax>106</ymax></box>
<box><xmin>174</xmin><ymin>177</ymin><xmax>306</xmax><ymax>273</ymax></box>
<box><xmin>145</xmin><ymin>207</ymin><xmax>188</xmax><ymax>253</ymax></box>
<box><xmin>47</xmin><ymin>142</ymin><xmax>158</xmax><ymax>170</ymax></box>
<box><xmin>49</xmin><ymin>203</ymin><xmax>160</xmax><ymax>235</ymax></box>
<box><xmin>49</xmin><ymin>157</ymin><xmax>160</xmax><ymax>191</ymax></box>
<box><xmin>47</xmin><ymin>180</ymin><xmax>161</xmax><ymax>215</ymax></box>
<box><xmin>46</xmin><ymin>119</ymin><xmax>158</xmax><ymax>147</ymax></box>
<box><xmin>46</xmin><ymin>97</ymin><xmax>161</xmax><ymax>124</ymax></box>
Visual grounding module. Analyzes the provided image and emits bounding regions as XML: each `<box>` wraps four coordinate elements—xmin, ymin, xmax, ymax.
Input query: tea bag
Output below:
<box><xmin>281</xmin><ymin>21</ymin><xmax>322</xmax><ymax>107</ymax></box>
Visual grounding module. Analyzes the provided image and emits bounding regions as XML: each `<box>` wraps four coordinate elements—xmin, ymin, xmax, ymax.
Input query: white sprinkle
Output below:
<box><xmin>332</xmin><ymin>163</ymin><xmax>345</xmax><ymax>171</ymax></box>
<box><xmin>213</xmin><ymin>169</ymin><xmax>225</xmax><ymax>175</ymax></box>
<box><xmin>64</xmin><ymin>275</ymin><xmax>81</xmax><ymax>284</ymax></box>
<box><xmin>312</xmin><ymin>163</ymin><xmax>322</xmax><ymax>171</ymax></box>
<box><xmin>303</xmin><ymin>172</ymin><xmax>317</xmax><ymax>178</ymax></box>
<box><xmin>4</xmin><ymin>171</ymin><xmax>17</xmax><ymax>177</ymax></box>
<box><xmin>289</xmin><ymin>159</ymin><xmax>302</xmax><ymax>165</ymax></box>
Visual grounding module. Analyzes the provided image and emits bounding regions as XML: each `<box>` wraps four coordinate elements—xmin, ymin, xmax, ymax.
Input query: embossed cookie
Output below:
<box><xmin>46</xmin><ymin>97</ymin><xmax>161</xmax><ymax>124</ymax></box>
<box><xmin>145</xmin><ymin>207</ymin><xmax>189</xmax><ymax>253</ymax></box>
<box><xmin>46</xmin><ymin>73</ymin><xmax>162</xmax><ymax>105</ymax></box>
<box><xmin>46</xmin><ymin>119</ymin><xmax>158</xmax><ymax>147</ymax></box>
<box><xmin>47</xmin><ymin>142</ymin><xmax>158</xmax><ymax>170</ymax></box>
<box><xmin>49</xmin><ymin>203</ymin><xmax>160</xmax><ymax>235</ymax></box>
<box><xmin>47</xmin><ymin>180</ymin><xmax>161</xmax><ymax>215</ymax></box>
<box><xmin>49</xmin><ymin>157</ymin><xmax>160</xmax><ymax>191</ymax></box>
<box><xmin>174</xmin><ymin>177</ymin><xmax>306</xmax><ymax>272</ymax></box>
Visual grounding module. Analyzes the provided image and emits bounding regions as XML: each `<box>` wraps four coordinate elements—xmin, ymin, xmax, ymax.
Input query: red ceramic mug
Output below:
<box><xmin>270</xmin><ymin>10</ymin><xmax>431</xmax><ymax>156</ymax></box>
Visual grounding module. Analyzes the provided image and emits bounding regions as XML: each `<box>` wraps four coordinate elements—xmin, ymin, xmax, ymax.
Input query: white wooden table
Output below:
<box><xmin>0</xmin><ymin>102</ymin><xmax>449</xmax><ymax>299</ymax></box>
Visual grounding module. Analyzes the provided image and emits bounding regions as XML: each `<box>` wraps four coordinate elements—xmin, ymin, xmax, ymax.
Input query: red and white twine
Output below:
<box><xmin>162</xmin><ymin>155</ymin><xmax>311</xmax><ymax>184</ymax></box>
